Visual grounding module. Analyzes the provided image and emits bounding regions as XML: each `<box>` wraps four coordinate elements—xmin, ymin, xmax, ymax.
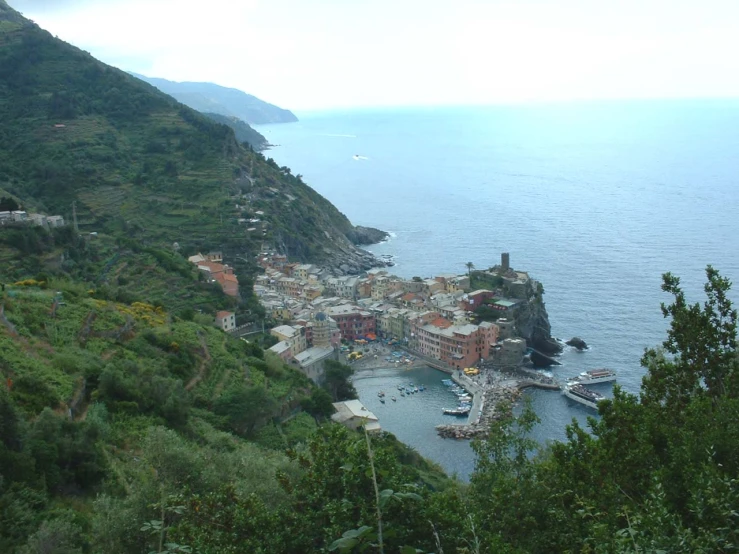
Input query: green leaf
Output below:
<box><xmin>342</xmin><ymin>525</ymin><xmax>373</xmax><ymax>539</ymax></box>
<box><xmin>329</xmin><ymin>537</ymin><xmax>358</xmax><ymax>551</ymax></box>
<box><xmin>395</xmin><ymin>492</ymin><xmax>423</xmax><ymax>502</ymax></box>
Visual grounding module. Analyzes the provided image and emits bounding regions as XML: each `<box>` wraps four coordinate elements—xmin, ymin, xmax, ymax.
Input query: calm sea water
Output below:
<box><xmin>256</xmin><ymin>100</ymin><xmax>739</xmax><ymax>479</ymax></box>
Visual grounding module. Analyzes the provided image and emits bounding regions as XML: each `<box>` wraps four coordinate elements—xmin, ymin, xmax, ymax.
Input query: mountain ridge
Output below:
<box><xmin>0</xmin><ymin>1</ymin><xmax>383</xmax><ymax>273</ymax></box>
<box><xmin>131</xmin><ymin>72</ymin><xmax>299</xmax><ymax>125</ymax></box>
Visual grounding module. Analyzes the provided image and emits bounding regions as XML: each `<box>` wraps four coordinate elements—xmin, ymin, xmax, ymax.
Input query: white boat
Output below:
<box><xmin>567</xmin><ymin>368</ymin><xmax>617</xmax><ymax>385</ymax></box>
<box><xmin>563</xmin><ymin>384</ymin><xmax>605</xmax><ymax>410</ymax></box>
<box><xmin>443</xmin><ymin>406</ymin><xmax>471</xmax><ymax>416</ymax></box>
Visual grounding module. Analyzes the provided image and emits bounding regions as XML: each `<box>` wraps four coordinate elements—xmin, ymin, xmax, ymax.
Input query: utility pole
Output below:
<box><xmin>72</xmin><ymin>201</ymin><xmax>79</xmax><ymax>233</ymax></box>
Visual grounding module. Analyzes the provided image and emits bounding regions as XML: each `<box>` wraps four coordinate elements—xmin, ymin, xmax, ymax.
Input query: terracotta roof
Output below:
<box><xmin>198</xmin><ymin>261</ymin><xmax>225</xmax><ymax>273</ymax></box>
<box><xmin>401</xmin><ymin>292</ymin><xmax>416</xmax><ymax>302</ymax></box>
<box><xmin>216</xmin><ymin>311</ymin><xmax>234</xmax><ymax>319</ymax></box>
<box><xmin>430</xmin><ymin>317</ymin><xmax>452</xmax><ymax>329</ymax></box>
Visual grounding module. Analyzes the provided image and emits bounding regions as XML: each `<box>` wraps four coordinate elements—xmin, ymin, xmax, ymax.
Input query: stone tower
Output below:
<box><xmin>501</xmin><ymin>252</ymin><xmax>510</xmax><ymax>271</ymax></box>
<box><xmin>312</xmin><ymin>312</ymin><xmax>330</xmax><ymax>347</ymax></box>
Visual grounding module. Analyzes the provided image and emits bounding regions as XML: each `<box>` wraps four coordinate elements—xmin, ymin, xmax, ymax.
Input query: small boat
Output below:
<box><xmin>397</xmin><ymin>385</ymin><xmax>405</xmax><ymax>391</ymax></box>
<box><xmin>567</xmin><ymin>369</ymin><xmax>617</xmax><ymax>385</ymax></box>
<box><xmin>443</xmin><ymin>406</ymin><xmax>471</xmax><ymax>416</ymax></box>
<box><xmin>563</xmin><ymin>384</ymin><xmax>605</xmax><ymax>410</ymax></box>
<box><xmin>413</xmin><ymin>387</ymin><xmax>419</xmax><ymax>393</ymax></box>
<box><xmin>400</xmin><ymin>392</ymin><xmax>405</xmax><ymax>397</ymax></box>
<box><xmin>391</xmin><ymin>397</ymin><xmax>397</xmax><ymax>402</ymax></box>
<box><xmin>377</xmin><ymin>391</ymin><xmax>385</xmax><ymax>397</ymax></box>
<box><xmin>380</xmin><ymin>398</ymin><xmax>385</xmax><ymax>403</ymax></box>
<box><xmin>441</xmin><ymin>379</ymin><xmax>454</xmax><ymax>386</ymax></box>
<box><xmin>418</xmin><ymin>385</ymin><xmax>425</xmax><ymax>391</ymax></box>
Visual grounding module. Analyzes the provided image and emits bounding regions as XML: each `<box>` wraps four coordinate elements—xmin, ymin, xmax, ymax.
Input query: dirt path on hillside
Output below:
<box><xmin>185</xmin><ymin>332</ymin><xmax>212</xmax><ymax>391</ymax></box>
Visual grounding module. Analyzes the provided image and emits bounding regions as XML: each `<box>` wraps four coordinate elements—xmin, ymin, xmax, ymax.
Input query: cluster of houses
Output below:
<box><xmin>0</xmin><ymin>210</ymin><xmax>65</xmax><ymax>228</ymax></box>
<box><xmin>187</xmin><ymin>252</ymin><xmax>239</xmax><ymax>298</ymax></box>
<box><xmin>252</xmin><ymin>251</ymin><xmax>537</xmax><ymax>384</ymax></box>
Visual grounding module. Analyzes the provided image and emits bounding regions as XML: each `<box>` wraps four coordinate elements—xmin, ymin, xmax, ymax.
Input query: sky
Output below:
<box><xmin>8</xmin><ymin>0</ymin><xmax>739</xmax><ymax>110</ymax></box>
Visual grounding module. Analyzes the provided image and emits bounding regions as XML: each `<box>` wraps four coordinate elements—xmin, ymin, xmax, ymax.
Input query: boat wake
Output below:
<box><xmin>352</xmin><ymin>155</ymin><xmax>369</xmax><ymax>161</ymax></box>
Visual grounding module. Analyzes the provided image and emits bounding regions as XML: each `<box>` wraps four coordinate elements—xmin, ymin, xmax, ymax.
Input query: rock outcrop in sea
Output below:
<box><xmin>513</xmin><ymin>284</ymin><xmax>563</xmax><ymax>356</ymax></box>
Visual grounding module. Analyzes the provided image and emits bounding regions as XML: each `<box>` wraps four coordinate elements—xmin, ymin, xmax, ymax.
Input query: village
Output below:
<box><xmin>250</xmin><ymin>251</ymin><xmax>540</xmax><ymax>381</ymax></box>
<box><xmin>182</xmin><ymin>249</ymin><xmax>562</xmax><ymax>437</ymax></box>
<box><xmin>185</xmin><ymin>250</ymin><xmax>543</xmax><ymax>382</ymax></box>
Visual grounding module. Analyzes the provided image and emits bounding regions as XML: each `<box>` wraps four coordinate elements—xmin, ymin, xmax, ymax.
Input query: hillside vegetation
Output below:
<box><xmin>2</xmin><ymin>1</ymin><xmax>739</xmax><ymax>552</ymax></box>
<box><xmin>0</xmin><ymin>0</ymin><xmax>369</xmax><ymax>266</ymax></box>
<box><xmin>2</xmin><ymin>268</ymin><xmax>739</xmax><ymax>552</ymax></box>
<box><xmin>201</xmin><ymin>112</ymin><xmax>269</xmax><ymax>150</ymax></box>
<box><xmin>131</xmin><ymin>73</ymin><xmax>299</xmax><ymax>125</ymax></box>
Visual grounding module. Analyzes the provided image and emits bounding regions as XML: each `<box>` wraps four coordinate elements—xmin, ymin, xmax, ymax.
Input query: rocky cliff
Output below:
<box><xmin>513</xmin><ymin>285</ymin><xmax>562</xmax><ymax>356</ymax></box>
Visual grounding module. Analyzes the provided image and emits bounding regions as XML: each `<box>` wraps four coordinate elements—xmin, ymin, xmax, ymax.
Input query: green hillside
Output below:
<box><xmin>0</xmin><ymin>0</ymin><xmax>368</xmax><ymax>265</ymax></box>
<box><xmin>201</xmin><ymin>112</ymin><xmax>269</xmax><ymax>150</ymax></box>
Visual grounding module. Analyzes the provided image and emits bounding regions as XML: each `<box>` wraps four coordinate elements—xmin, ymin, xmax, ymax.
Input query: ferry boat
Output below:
<box><xmin>567</xmin><ymin>369</ymin><xmax>617</xmax><ymax>385</ymax></box>
<box><xmin>563</xmin><ymin>384</ymin><xmax>605</xmax><ymax>410</ymax></box>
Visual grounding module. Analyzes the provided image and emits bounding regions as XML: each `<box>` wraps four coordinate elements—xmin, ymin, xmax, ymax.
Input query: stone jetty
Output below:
<box><xmin>436</xmin><ymin>371</ymin><xmax>560</xmax><ymax>440</ymax></box>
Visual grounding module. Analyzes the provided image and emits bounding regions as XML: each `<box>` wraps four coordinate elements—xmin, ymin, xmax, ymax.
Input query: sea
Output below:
<box><xmin>255</xmin><ymin>99</ymin><xmax>739</xmax><ymax>480</ymax></box>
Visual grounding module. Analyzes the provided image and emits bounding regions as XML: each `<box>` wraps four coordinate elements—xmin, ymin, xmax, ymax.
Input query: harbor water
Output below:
<box><xmin>256</xmin><ymin>100</ymin><xmax>739</xmax><ymax>479</ymax></box>
<box><xmin>352</xmin><ymin>366</ymin><xmax>476</xmax><ymax>480</ymax></box>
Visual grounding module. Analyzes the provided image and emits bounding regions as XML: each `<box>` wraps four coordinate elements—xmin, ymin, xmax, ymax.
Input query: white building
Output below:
<box><xmin>215</xmin><ymin>311</ymin><xmax>236</xmax><ymax>332</ymax></box>
<box><xmin>46</xmin><ymin>215</ymin><xmax>65</xmax><ymax>227</ymax></box>
<box><xmin>294</xmin><ymin>345</ymin><xmax>337</xmax><ymax>383</ymax></box>
<box><xmin>331</xmin><ymin>400</ymin><xmax>381</xmax><ymax>432</ymax></box>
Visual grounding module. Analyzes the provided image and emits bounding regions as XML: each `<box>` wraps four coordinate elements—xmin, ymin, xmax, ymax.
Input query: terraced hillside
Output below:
<box><xmin>0</xmin><ymin>0</ymin><xmax>378</xmax><ymax>267</ymax></box>
<box><xmin>0</xmin><ymin>282</ymin><xmax>310</xmax><ymax>423</ymax></box>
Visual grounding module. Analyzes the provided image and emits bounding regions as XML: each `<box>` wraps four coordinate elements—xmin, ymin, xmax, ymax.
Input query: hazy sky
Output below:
<box><xmin>8</xmin><ymin>0</ymin><xmax>739</xmax><ymax>110</ymax></box>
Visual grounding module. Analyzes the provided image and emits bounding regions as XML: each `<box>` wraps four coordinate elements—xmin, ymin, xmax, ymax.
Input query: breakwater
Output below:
<box><xmin>436</xmin><ymin>370</ymin><xmax>561</xmax><ymax>440</ymax></box>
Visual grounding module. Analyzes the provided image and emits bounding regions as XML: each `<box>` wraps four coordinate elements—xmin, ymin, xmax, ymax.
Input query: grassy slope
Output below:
<box><xmin>0</xmin><ymin>2</ymin><xmax>358</xmax><ymax>263</ymax></box>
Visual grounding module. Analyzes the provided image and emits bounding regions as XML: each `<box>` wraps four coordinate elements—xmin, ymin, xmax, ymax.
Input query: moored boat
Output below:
<box><xmin>567</xmin><ymin>368</ymin><xmax>616</xmax><ymax>385</ymax></box>
<box><xmin>563</xmin><ymin>384</ymin><xmax>605</xmax><ymax>410</ymax></box>
<box><xmin>443</xmin><ymin>406</ymin><xmax>471</xmax><ymax>416</ymax></box>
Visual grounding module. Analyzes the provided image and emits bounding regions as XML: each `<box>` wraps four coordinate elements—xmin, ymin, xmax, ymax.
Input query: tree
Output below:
<box><xmin>465</xmin><ymin>261</ymin><xmax>474</xmax><ymax>278</ymax></box>
<box><xmin>0</xmin><ymin>197</ymin><xmax>19</xmax><ymax>211</ymax></box>
<box><xmin>641</xmin><ymin>265</ymin><xmax>739</xmax><ymax>409</ymax></box>
<box><xmin>301</xmin><ymin>388</ymin><xmax>335</xmax><ymax>420</ymax></box>
<box><xmin>322</xmin><ymin>360</ymin><xmax>357</xmax><ymax>402</ymax></box>
<box><xmin>214</xmin><ymin>385</ymin><xmax>277</xmax><ymax>437</ymax></box>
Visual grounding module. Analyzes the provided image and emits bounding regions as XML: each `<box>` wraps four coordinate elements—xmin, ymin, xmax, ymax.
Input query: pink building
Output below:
<box><xmin>413</xmin><ymin>320</ymin><xmax>499</xmax><ymax>370</ymax></box>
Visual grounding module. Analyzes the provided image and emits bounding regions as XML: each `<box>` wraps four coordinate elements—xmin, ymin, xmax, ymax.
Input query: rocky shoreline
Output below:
<box><xmin>436</xmin><ymin>385</ymin><xmax>523</xmax><ymax>439</ymax></box>
<box><xmin>346</xmin><ymin>225</ymin><xmax>390</xmax><ymax>246</ymax></box>
<box><xmin>436</xmin><ymin>368</ymin><xmax>560</xmax><ymax>440</ymax></box>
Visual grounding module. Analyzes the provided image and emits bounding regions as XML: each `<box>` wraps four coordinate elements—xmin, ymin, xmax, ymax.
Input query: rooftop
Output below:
<box><xmin>331</xmin><ymin>399</ymin><xmax>379</xmax><ymax>422</ymax></box>
<box><xmin>216</xmin><ymin>311</ymin><xmax>234</xmax><ymax>319</ymax></box>
<box><xmin>268</xmin><ymin>341</ymin><xmax>291</xmax><ymax>355</ymax></box>
<box><xmin>294</xmin><ymin>346</ymin><xmax>334</xmax><ymax>366</ymax></box>
<box><xmin>271</xmin><ymin>325</ymin><xmax>300</xmax><ymax>338</ymax></box>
